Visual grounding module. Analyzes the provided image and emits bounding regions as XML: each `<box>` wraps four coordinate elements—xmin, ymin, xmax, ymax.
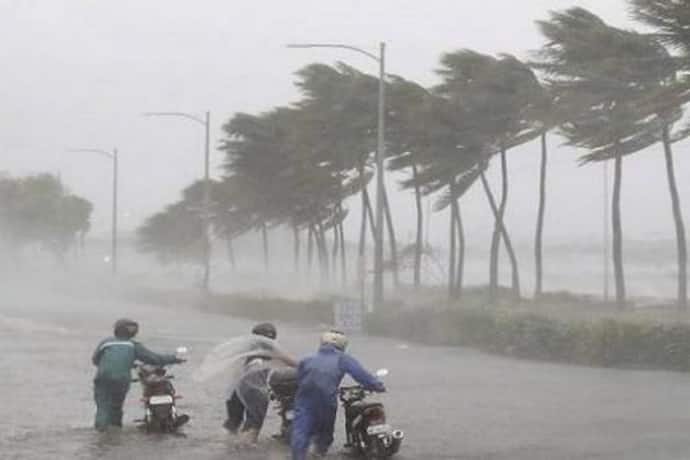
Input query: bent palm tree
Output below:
<box><xmin>535</xmin><ymin>7</ymin><xmax>678</xmax><ymax>309</ymax></box>
<box><xmin>630</xmin><ymin>0</ymin><xmax>690</xmax><ymax>310</ymax></box>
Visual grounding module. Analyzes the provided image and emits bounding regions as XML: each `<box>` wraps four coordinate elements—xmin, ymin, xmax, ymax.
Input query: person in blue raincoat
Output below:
<box><xmin>91</xmin><ymin>318</ymin><xmax>184</xmax><ymax>431</ymax></box>
<box><xmin>291</xmin><ymin>330</ymin><xmax>385</xmax><ymax>460</ymax></box>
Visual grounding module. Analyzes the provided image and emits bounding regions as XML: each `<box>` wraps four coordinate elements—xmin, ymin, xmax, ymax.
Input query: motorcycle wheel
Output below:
<box><xmin>364</xmin><ymin>437</ymin><xmax>390</xmax><ymax>460</ymax></box>
<box><xmin>145</xmin><ymin>416</ymin><xmax>162</xmax><ymax>433</ymax></box>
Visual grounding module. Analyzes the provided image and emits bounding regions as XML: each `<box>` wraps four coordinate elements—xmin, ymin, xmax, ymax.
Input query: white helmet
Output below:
<box><xmin>321</xmin><ymin>329</ymin><xmax>348</xmax><ymax>351</ymax></box>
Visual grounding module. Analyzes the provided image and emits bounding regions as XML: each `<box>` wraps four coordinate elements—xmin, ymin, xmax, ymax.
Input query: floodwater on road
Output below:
<box><xmin>3</xmin><ymin>283</ymin><xmax>690</xmax><ymax>459</ymax></box>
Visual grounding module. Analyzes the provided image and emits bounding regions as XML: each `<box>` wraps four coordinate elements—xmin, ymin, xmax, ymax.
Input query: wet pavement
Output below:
<box><xmin>3</xmin><ymin>283</ymin><xmax>690</xmax><ymax>459</ymax></box>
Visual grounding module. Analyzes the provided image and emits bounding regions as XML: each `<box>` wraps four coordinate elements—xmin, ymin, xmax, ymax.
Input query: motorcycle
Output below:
<box><xmin>267</xmin><ymin>366</ymin><xmax>298</xmax><ymax>442</ymax></box>
<box><xmin>134</xmin><ymin>346</ymin><xmax>190</xmax><ymax>433</ymax></box>
<box><xmin>269</xmin><ymin>367</ymin><xmax>403</xmax><ymax>459</ymax></box>
<box><xmin>340</xmin><ymin>369</ymin><xmax>404</xmax><ymax>459</ymax></box>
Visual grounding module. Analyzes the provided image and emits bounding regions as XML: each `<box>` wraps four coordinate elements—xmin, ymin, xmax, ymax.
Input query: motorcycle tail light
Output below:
<box><xmin>365</xmin><ymin>407</ymin><xmax>386</xmax><ymax>423</ymax></box>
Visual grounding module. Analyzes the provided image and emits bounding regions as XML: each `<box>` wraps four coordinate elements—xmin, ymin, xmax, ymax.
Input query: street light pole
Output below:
<box><xmin>112</xmin><ymin>148</ymin><xmax>119</xmax><ymax>274</ymax></box>
<box><xmin>143</xmin><ymin>111</ymin><xmax>212</xmax><ymax>295</ymax></box>
<box><xmin>67</xmin><ymin>147</ymin><xmax>118</xmax><ymax>275</ymax></box>
<box><xmin>286</xmin><ymin>42</ymin><xmax>387</xmax><ymax>309</ymax></box>
<box><xmin>202</xmin><ymin>111</ymin><xmax>211</xmax><ymax>292</ymax></box>
<box><xmin>374</xmin><ymin>42</ymin><xmax>386</xmax><ymax>307</ymax></box>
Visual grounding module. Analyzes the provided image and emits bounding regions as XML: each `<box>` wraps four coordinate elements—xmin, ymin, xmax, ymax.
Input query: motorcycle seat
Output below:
<box><xmin>347</xmin><ymin>401</ymin><xmax>384</xmax><ymax>416</ymax></box>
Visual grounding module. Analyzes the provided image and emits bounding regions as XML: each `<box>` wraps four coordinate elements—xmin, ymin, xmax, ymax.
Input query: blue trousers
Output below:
<box><xmin>291</xmin><ymin>397</ymin><xmax>337</xmax><ymax>460</ymax></box>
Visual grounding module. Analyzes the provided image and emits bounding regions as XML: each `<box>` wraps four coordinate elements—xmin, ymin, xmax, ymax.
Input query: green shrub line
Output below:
<box><xmin>365</xmin><ymin>307</ymin><xmax>690</xmax><ymax>372</ymax></box>
<box><xmin>125</xmin><ymin>286</ymin><xmax>690</xmax><ymax>372</ymax></box>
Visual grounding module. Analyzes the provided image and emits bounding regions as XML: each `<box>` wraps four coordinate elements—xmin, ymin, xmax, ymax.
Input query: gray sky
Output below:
<box><xmin>1</xmin><ymin>0</ymin><xmax>685</xmax><ymax>248</ymax></box>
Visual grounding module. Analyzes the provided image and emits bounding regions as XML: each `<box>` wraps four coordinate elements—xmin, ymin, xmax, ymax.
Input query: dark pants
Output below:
<box><xmin>94</xmin><ymin>378</ymin><xmax>129</xmax><ymax>431</ymax></box>
<box><xmin>224</xmin><ymin>391</ymin><xmax>245</xmax><ymax>433</ymax></box>
<box><xmin>237</xmin><ymin>381</ymin><xmax>269</xmax><ymax>432</ymax></box>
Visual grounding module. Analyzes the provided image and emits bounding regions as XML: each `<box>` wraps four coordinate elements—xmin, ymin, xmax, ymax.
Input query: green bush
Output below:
<box><xmin>366</xmin><ymin>306</ymin><xmax>690</xmax><ymax>372</ymax></box>
<box><xmin>127</xmin><ymin>286</ymin><xmax>690</xmax><ymax>372</ymax></box>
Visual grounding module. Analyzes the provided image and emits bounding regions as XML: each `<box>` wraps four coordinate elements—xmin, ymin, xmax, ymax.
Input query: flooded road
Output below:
<box><xmin>3</xmin><ymin>285</ymin><xmax>690</xmax><ymax>459</ymax></box>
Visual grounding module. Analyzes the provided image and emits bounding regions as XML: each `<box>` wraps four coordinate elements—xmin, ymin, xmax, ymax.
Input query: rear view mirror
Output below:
<box><xmin>375</xmin><ymin>368</ymin><xmax>389</xmax><ymax>378</ymax></box>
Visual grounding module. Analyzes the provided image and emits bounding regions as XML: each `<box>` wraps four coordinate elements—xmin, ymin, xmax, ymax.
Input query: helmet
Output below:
<box><xmin>251</xmin><ymin>322</ymin><xmax>277</xmax><ymax>340</ymax></box>
<box><xmin>320</xmin><ymin>329</ymin><xmax>348</xmax><ymax>351</ymax></box>
<box><xmin>113</xmin><ymin>318</ymin><xmax>139</xmax><ymax>339</ymax></box>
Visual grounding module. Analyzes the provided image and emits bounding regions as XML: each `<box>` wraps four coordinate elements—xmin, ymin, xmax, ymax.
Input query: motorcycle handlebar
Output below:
<box><xmin>339</xmin><ymin>385</ymin><xmax>366</xmax><ymax>392</ymax></box>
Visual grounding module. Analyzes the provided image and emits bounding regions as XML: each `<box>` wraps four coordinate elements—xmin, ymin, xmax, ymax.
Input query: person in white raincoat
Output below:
<box><xmin>196</xmin><ymin>322</ymin><xmax>296</xmax><ymax>442</ymax></box>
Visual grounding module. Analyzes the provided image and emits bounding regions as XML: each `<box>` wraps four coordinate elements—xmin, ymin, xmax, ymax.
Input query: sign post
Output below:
<box><xmin>334</xmin><ymin>297</ymin><xmax>363</xmax><ymax>334</ymax></box>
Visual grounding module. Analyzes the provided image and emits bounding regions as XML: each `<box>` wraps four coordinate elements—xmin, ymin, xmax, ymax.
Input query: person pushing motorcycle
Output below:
<box><xmin>291</xmin><ymin>330</ymin><xmax>385</xmax><ymax>460</ymax></box>
<box><xmin>91</xmin><ymin>318</ymin><xmax>185</xmax><ymax>431</ymax></box>
<box><xmin>224</xmin><ymin>322</ymin><xmax>298</xmax><ymax>443</ymax></box>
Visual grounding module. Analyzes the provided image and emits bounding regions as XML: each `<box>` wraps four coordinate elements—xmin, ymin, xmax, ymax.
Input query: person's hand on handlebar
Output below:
<box><xmin>372</xmin><ymin>383</ymin><xmax>386</xmax><ymax>393</ymax></box>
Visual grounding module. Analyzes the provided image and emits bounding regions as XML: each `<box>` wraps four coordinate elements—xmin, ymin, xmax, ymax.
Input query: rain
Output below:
<box><xmin>3</xmin><ymin>1</ymin><xmax>690</xmax><ymax>459</ymax></box>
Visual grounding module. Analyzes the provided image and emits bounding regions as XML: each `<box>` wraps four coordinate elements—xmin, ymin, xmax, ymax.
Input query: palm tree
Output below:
<box><xmin>292</xmin><ymin>62</ymin><xmax>404</xmax><ymax>286</ymax></box>
<box><xmin>535</xmin><ymin>7</ymin><xmax>676</xmax><ymax>309</ymax></box>
<box><xmin>630</xmin><ymin>0</ymin><xmax>690</xmax><ymax>310</ymax></box>
<box><xmin>435</xmin><ymin>50</ymin><xmax>545</xmax><ymax>302</ymax></box>
<box><xmin>137</xmin><ymin>182</ymin><xmax>207</xmax><ymax>268</ymax></box>
<box><xmin>392</xmin><ymin>91</ymin><xmax>486</xmax><ymax>299</ymax></box>
<box><xmin>629</xmin><ymin>0</ymin><xmax>690</xmax><ymax>67</ymax></box>
<box><xmin>387</xmin><ymin>76</ymin><xmax>437</xmax><ymax>288</ymax></box>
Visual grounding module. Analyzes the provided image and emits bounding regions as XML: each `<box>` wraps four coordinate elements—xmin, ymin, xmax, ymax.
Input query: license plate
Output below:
<box><xmin>285</xmin><ymin>410</ymin><xmax>295</xmax><ymax>421</ymax></box>
<box><xmin>366</xmin><ymin>424</ymin><xmax>391</xmax><ymax>435</ymax></box>
<box><xmin>148</xmin><ymin>395</ymin><xmax>174</xmax><ymax>405</ymax></box>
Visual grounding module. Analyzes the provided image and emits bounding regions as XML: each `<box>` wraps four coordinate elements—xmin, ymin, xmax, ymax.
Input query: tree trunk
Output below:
<box><xmin>480</xmin><ymin>165</ymin><xmax>521</xmax><ymax>303</ymax></box>
<box><xmin>332</xmin><ymin>223</ymin><xmax>339</xmax><ymax>282</ymax></box>
<box><xmin>363</xmin><ymin>187</ymin><xmax>377</xmax><ymax>242</ymax></box>
<box><xmin>448</xmin><ymin>197</ymin><xmax>457</xmax><ymax>301</ymax></box>
<box><xmin>339</xmin><ymin>218</ymin><xmax>347</xmax><ymax>287</ymax></box>
<box><xmin>318</xmin><ymin>223</ymin><xmax>330</xmax><ymax>284</ymax></box>
<box><xmin>489</xmin><ymin>151</ymin><xmax>510</xmax><ymax>298</ymax></box>
<box><xmin>261</xmin><ymin>223</ymin><xmax>269</xmax><ymax>272</ymax></box>
<box><xmin>314</xmin><ymin>223</ymin><xmax>324</xmax><ymax>284</ymax></box>
<box><xmin>381</xmin><ymin>185</ymin><xmax>400</xmax><ymax>287</ymax></box>
<box><xmin>412</xmin><ymin>164</ymin><xmax>423</xmax><ymax>289</ymax></box>
<box><xmin>293</xmin><ymin>224</ymin><xmax>300</xmax><ymax>274</ymax></box>
<box><xmin>497</xmin><ymin>150</ymin><xmax>521</xmax><ymax>300</ymax></box>
<box><xmin>503</xmin><ymin>220</ymin><xmax>521</xmax><ymax>301</ymax></box>
<box><xmin>534</xmin><ymin>132</ymin><xmax>547</xmax><ymax>299</ymax></box>
<box><xmin>612</xmin><ymin>149</ymin><xmax>626</xmax><ymax>310</ymax></box>
<box><xmin>662</xmin><ymin>124</ymin><xmax>687</xmax><ymax>311</ymax></box>
<box><xmin>358</xmin><ymin>166</ymin><xmax>369</xmax><ymax>284</ymax></box>
<box><xmin>454</xmin><ymin>198</ymin><xmax>465</xmax><ymax>300</ymax></box>
<box><xmin>226</xmin><ymin>236</ymin><xmax>236</xmax><ymax>270</ymax></box>
<box><xmin>480</xmin><ymin>170</ymin><xmax>500</xmax><ymax>303</ymax></box>
<box><xmin>307</xmin><ymin>225</ymin><xmax>315</xmax><ymax>275</ymax></box>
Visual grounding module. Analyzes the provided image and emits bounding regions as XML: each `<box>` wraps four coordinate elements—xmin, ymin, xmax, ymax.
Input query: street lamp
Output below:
<box><xmin>143</xmin><ymin>111</ymin><xmax>212</xmax><ymax>294</ymax></box>
<box><xmin>287</xmin><ymin>42</ymin><xmax>387</xmax><ymax>309</ymax></box>
<box><xmin>67</xmin><ymin>147</ymin><xmax>118</xmax><ymax>275</ymax></box>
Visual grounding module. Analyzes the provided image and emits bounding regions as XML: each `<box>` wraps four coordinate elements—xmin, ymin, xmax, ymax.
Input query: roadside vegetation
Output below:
<box><xmin>0</xmin><ymin>173</ymin><xmax>92</xmax><ymax>266</ymax></box>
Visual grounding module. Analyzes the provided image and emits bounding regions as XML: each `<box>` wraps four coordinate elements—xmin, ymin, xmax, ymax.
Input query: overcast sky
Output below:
<box><xmin>1</xmin><ymin>0</ymin><xmax>686</xmax><ymax>249</ymax></box>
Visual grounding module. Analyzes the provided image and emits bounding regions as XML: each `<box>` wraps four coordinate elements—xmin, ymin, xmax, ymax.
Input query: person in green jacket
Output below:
<box><xmin>91</xmin><ymin>318</ymin><xmax>184</xmax><ymax>431</ymax></box>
